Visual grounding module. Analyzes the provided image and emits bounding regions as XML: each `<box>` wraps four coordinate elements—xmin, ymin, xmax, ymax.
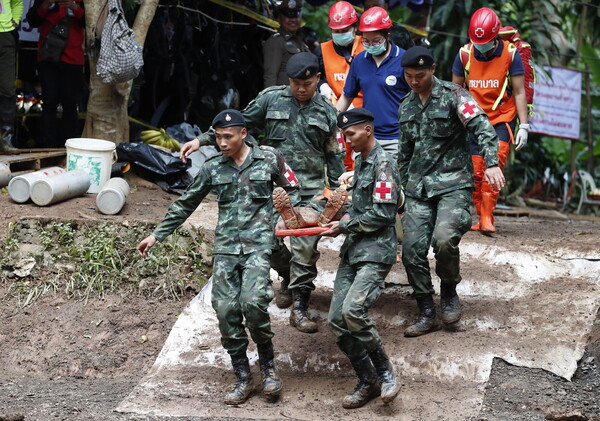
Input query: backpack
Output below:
<box><xmin>96</xmin><ymin>0</ymin><xmax>144</xmax><ymax>84</ymax></box>
<box><xmin>459</xmin><ymin>27</ymin><xmax>535</xmax><ymax>114</ymax></box>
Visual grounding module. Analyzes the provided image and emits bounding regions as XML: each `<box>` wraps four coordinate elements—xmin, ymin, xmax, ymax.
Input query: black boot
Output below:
<box><xmin>275</xmin><ymin>275</ymin><xmax>292</xmax><ymax>309</ymax></box>
<box><xmin>257</xmin><ymin>341</ymin><xmax>282</xmax><ymax>399</ymax></box>
<box><xmin>368</xmin><ymin>345</ymin><xmax>400</xmax><ymax>404</ymax></box>
<box><xmin>404</xmin><ymin>295</ymin><xmax>441</xmax><ymax>337</ymax></box>
<box><xmin>0</xmin><ymin>126</ymin><xmax>18</xmax><ymax>154</ymax></box>
<box><xmin>289</xmin><ymin>289</ymin><xmax>318</xmax><ymax>333</ymax></box>
<box><xmin>440</xmin><ymin>284</ymin><xmax>462</xmax><ymax>325</ymax></box>
<box><xmin>342</xmin><ymin>354</ymin><xmax>381</xmax><ymax>409</ymax></box>
<box><xmin>224</xmin><ymin>355</ymin><xmax>254</xmax><ymax>405</ymax></box>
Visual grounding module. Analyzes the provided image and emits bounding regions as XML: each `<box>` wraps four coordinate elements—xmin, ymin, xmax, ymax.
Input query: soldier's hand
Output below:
<box><xmin>180</xmin><ymin>138</ymin><xmax>200</xmax><ymax>163</ymax></box>
<box><xmin>484</xmin><ymin>166</ymin><xmax>506</xmax><ymax>192</ymax></box>
<box><xmin>320</xmin><ymin>221</ymin><xmax>341</xmax><ymax>237</ymax></box>
<box><xmin>137</xmin><ymin>235</ymin><xmax>157</xmax><ymax>258</ymax></box>
<box><xmin>338</xmin><ymin>171</ymin><xmax>354</xmax><ymax>185</ymax></box>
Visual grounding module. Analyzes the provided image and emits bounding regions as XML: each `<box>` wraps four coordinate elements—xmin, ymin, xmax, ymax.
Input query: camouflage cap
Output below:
<box><xmin>286</xmin><ymin>52</ymin><xmax>319</xmax><ymax>79</ymax></box>
<box><xmin>337</xmin><ymin>107</ymin><xmax>374</xmax><ymax>129</ymax></box>
<box><xmin>212</xmin><ymin>109</ymin><xmax>246</xmax><ymax>128</ymax></box>
<box><xmin>401</xmin><ymin>46</ymin><xmax>435</xmax><ymax>69</ymax></box>
<box><xmin>275</xmin><ymin>0</ymin><xmax>303</xmax><ymax>17</ymax></box>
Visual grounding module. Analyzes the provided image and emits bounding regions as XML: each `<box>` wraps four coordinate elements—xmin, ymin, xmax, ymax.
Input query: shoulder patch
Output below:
<box><xmin>451</xmin><ymin>85</ymin><xmax>485</xmax><ymax>126</ymax></box>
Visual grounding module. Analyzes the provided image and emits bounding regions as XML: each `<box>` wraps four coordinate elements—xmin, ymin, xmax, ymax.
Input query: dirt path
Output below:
<box><xmin>0</xmin><ymin>175</ymin><xmax>599</xmax><ymax>421</ymax></box>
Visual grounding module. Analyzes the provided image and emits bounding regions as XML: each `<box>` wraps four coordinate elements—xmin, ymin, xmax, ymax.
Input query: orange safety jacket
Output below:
<box><xmin>321</xmin><ymin>36</ymin><xmax>364</xmax><ymax>108</ymax></box>
<box><xmin>459</xmin><ymin>40</ymin><xmax>518</xmax><ymax>126</ymax></box>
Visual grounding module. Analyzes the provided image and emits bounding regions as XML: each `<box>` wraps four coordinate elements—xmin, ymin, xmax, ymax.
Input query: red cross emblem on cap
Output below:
<box><xmin>333</xmin><ymin>12</ymin><xmax>342</xmax><ymax>22</ymax></box>
<box><xmin>459</xmin><ymin>101</ymin><xmax>478</xmax><ymax>117</ymax></box>
<box><xmin>475</xmin><ymin>27</ymin><xmax>484</xmax><ymax>39</ymax></box>
<box><xmin>284</xmin><ymin>165</ymin><xmax>299</xmax><ymax>186</ymax></box>
<box><xmin>375</xmin><ymin>181</ymin><xmax>392</xmax><ymax>200</ymax></box>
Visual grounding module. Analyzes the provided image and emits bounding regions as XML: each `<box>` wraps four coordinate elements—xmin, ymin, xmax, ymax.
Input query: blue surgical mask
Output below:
<box><xmin>332</xmin><ymin>30</ymin><xmax>355</xmax><ymax>47</ymax></box>
<box><xmin>473</xmin><ymin>41</ymin><xmax>495</xmax><ymax>53</ymax></box>
<box><xmin>364</xmin><ymin>42</ymin><xmax>387</xmax><ymax>56</ymax></box>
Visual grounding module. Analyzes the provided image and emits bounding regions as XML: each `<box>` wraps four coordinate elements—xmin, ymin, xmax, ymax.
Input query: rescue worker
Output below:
<box><xmin>0</xmin><ymin>0</ymin><xmax>23</xmax><ymax>153</ymax></box>
<box><xmin>452</xmin><ymin>7</ymin><xmax>529</xmax><ymax>234</ymax></box>
<box><xmin>137</xmin><ymin>110</ymin><xmax>297</xmax><ymax>405</ymax></box>
<box><xmin>180</xmin><ymin>53</ymin><xmax>345</xmax><ymax>333</ymax></box>
<box><xmin>319</xmin><ymin>0</ymin><xmax>364</xmax><ymax>171</ymax></box>
<box><xmin>398</xmin><ymin>47</ymin><xmax>505</xmax><ymax>337</ymax></box>
<box><xmin>336</xmin><ymin>6</ymin><xmax>409</xmax><ymax>160</ymax></box>
<box><xmin>263</xmin><ymin>0</ymin><xmax>309</xmax><ymax>88</ymax></box>
<box><xmin>321</xmin><ymin>108</ymin><xmax>401</xmax><ymax>409</ymax></box>
<box><xmin>363</xmin><ymin>0</ymin><xmax>414</xmax><ymax>51</ymax></box>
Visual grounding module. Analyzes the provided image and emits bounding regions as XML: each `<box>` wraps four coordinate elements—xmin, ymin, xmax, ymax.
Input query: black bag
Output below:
<box><xmin>40</xmin><ymin>18</ymin><xmax>70</xmax><ymax>62</ymax></box>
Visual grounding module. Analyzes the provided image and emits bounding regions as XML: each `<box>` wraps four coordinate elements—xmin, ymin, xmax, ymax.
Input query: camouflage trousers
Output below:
<box><xmin>401</xmin><ymin>188</ymin><xmax>472</xmax><ymax>297</ymax></box>
<box><xmin>270</xmin><ymin>193</ymin><xmax>326</xmax><ymax>292</ymax></box>
<box><xmin>327</xmin><ymin>258</ymin><xmax>391</xmax><ymax>360</ymax></box>
<box><xmin>211</xmin><ymin>251</ymin><xmax>275</xmax><ymax>357</ymax></box>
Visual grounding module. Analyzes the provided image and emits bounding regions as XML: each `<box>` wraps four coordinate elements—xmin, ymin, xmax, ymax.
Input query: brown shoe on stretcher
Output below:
<box><xmin>272</xmin><ymin>186</ymin><xmax>349</xmax><ymax>229</ymax></box>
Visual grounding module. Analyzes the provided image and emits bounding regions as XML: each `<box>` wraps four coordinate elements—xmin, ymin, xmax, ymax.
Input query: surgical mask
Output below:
<box><xmin>364</xmin><ymin>42</ymin><xmax>387</xmax><ymax>56</ymax></box>
<box><xmin>473</xmin><ymin>41</ymin><xmax>495</xmax><ymax>53</ymax></box>
<box><xmin>332</xmin><ymin>30</ymin><xmax>355</xmax><ymax>47</ymax></box>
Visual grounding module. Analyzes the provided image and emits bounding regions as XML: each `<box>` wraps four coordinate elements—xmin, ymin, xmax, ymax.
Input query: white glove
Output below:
<box><xmin>515</xmin><ymin>123</ymin><xmax>529</xmax><ymax>151</ymax></box>
<box><xmin>319</xmin><ymin>83</ymin><xmax>336</xmax><ymax>102</ymax></box>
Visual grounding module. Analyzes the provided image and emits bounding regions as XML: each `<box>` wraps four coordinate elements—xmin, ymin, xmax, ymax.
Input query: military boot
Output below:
<box><xmin>404</xmin><ymin>295</ymin><xmax>441</xmax><ymax>337</ymax></box>
<box><xmin>440</xmin><ymin>284</ymin><xmax>462</xmax><ymax>325</ymax></box>
<box><xmin>275</xmin><ymin>275</ymin><xmax>292</xmax><ymax>309</ymax></box>
<box><xmin>289</xmin><ymin>289</ymin><xmax>318</xmax><ymax>333</ymax></box>
<box><xmin>224</xmin><ymin>355</ymin><xmax>254</xmax><ymax>405</ymax></box>
<box><xmin>342</xmin><ymin>354</ymin><xmax>381</xmax><ymax>409</ymax></box>
<box><xmin>257</xmin><ymin>341</ymin><xmax>282</xmax><ymax>399</ymax></box>
<box><xmin>368</xmin><ymin>345</ymin><xmax>400</xmax><ymax>404</ymax></box>
<box><xmin>0</xmin><ymin>126</ymin><xmax>18</xmax><ymax>154</ymax></box>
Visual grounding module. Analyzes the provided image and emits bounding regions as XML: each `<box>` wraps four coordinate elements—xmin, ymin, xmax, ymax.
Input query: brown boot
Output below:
<box><xmin>289</xmin><ymin>289</ymin><xmax>318</xmax><ymax>333</ymax></box>
<box><xmin>273</xmin><ymin>187</ymin><xmax>307</xmax><ymax>229</ymax></box>
<box><xmin>440</xmin><ymin>284</ymin><xmax>462</xmax><ymax>325</ymax></box>
<box><xmin>318</xmin><ymin>186</ymin><xmax>348</xmax><ymax>226</ymax></box>
<box><xmin>224</xmin><ymin>355</ymin><xmax>254</xmax><ymax>405</ymax></box>
<box><xmin>342</xmin><ymin>354</ymin><xmax>381</xmax><ymax>409</ymax></box>
<box><xmin>404</xmin><ymin>295</ymin><xmax>441</xmax><ymax>337</ymax></box>
<box><xmin>275</xmin><ymin>276</ymin><xmax>292</xmax><ymax>309</ymax></box>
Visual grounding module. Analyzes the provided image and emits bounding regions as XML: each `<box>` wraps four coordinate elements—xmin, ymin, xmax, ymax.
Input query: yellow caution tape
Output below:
<box><xmin>204</xmin><ymin>0</ymin><xmax>280</xmax><ymax>28</ymax></box>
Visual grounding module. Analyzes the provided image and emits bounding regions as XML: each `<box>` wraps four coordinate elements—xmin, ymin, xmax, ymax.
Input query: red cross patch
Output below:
<box><xmin>284</xmin><ymin>164</ymin><xmax>298</xmax><ymax>186</ymax></box>
<box><xmin>459</xmin><ymin>101</ymin><xmax>479</xmax><ymax>117</ymax></box>
<box><xmin>336</xmin><ymin>131</ymin><xmax>346</xmax><ymax>150</ymax></box>
<box><xmin>375</xmin><ymin>181</ymin><xmax>392</xmax><ymax>200</ymax></box>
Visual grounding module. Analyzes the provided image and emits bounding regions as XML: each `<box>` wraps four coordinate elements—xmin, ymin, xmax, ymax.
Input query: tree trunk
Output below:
<box><xmin>82</xmin><ymin>0</ymin><xmax>159</xmax><ymax>144</ymax></box>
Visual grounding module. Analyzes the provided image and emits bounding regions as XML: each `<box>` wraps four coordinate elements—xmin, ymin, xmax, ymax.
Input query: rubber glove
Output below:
<box><xmin>515</xmin><ymin>123</ymin><xmax>529</xmax><ymax>151</ymax></box>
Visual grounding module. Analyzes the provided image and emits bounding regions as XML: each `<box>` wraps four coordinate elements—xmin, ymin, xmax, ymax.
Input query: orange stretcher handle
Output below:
<box><xmin>276</xmin><ymin>226</ymin><xmax>330</xmax><ymax>237</ymax></box>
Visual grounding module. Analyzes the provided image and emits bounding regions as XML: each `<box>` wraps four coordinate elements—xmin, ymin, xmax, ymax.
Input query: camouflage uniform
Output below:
<box><xmin>327</xmin><ymin>143</ymin><xmax>399</xmax><ymax>359</ymax></box>
<box><xmin>152</xmin><ymin>145</ymin><xmax>299</xmax><ymax>357</ymax></box>
<box><xmin>398</xmin><ymin>77</ymin><xmax>499</xmax><ymax>297</ymax></box>
<box><xmin>199</xmin><ymin>86</ymin><xmax>345</xmax><ymax>292</ymax></box>
<box><xmin>263</xmin><ymin>29</ymin><xmax>309</xmax><ymax>88</ymax></box>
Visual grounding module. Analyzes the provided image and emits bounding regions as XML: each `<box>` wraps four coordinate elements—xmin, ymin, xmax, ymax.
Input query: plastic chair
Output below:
<box><xmin>576</xmin><ymin>170</ymin><xmax>600</xmax><ymax>214</ymax></box>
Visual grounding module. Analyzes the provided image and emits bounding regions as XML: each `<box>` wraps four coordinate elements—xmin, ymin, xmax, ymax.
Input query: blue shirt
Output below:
<box><xmin>343</xmin><ymin>43</ymin><xmax>409</xmax><ymax>140</ymax></box>
<box><xmin>451</xmin><ymin>40</ymin><xmax>524</xmax><ymax>77</ymax></box>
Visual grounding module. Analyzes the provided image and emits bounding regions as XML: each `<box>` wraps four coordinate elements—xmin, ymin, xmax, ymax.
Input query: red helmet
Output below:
<box><xmin>328</xmin><ymin>1</ymin><xmax>358</xmax><ymax>30</ymax></box>
<box><xmin>358</xmin><ymin>7</ymin><xmax>392</xmax><ymax>32</ymax></box>
<box><xmin>468</xmin><ymin>8</ymin><xmax>501</xmax><ymax>44</ymax></box>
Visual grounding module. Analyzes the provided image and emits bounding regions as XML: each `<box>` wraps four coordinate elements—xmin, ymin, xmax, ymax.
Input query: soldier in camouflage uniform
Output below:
<box><xmin>322</xmin><ymin>108</ymin><xmax>401</xmax><ymax>409</ymax></box>
<box><xmin>137</xmin><ymin>110</ymin><xmax>300</xmax><ymax>405</ymax></box>
<box><xmin>398</xmin><ymin>47</ymin><xmax>505</xmax><ymax>337</ymax></box>
<box><xmin>180</xmin><ymin>52</ymin><xmax>345</xmax><ymax>333</ymax></box>
<box><xmin>263</xmin><ymin>0</ymin><xmax>309</xmax><ymax>88</ymax></box>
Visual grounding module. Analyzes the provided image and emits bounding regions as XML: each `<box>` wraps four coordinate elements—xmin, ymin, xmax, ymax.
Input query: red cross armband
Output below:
<box><xmin>452</xmin><ymin>86</ymin><xmax>485</xmax><ymax>126</ymax></box>
<box><xmin>373</xmin><ymin>172</ymin><xmax>398</xmax><ymax>204</ymax></box>
<box><xmin>283</xmin><ymin>163</ymin><xmax>299</xmax><ymax>187</ymax></box>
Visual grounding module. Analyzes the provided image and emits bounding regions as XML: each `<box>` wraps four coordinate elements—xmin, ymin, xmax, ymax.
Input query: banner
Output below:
<box><xmin>530</xmin><ymin>66</ymin><xmax>581</xmax><ymax>140</ymax></box>
<box><xmin>18</xmin><ymin>0</ymin><xmax>39</xmax><ymax>42</ymax></box>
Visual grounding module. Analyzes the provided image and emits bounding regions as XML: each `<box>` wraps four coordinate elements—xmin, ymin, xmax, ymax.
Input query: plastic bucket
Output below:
<box><xmin>8</xmin><ymin>166</ymin><xmax>66</xmax><ymax>203</ymax></box>
<box><xmin>0</xmin><ymin>163</ymin><xmax>10</xmax><ymax>188</ymax></box>
<box><xmin>65</xmin><ymin>138</ymin><xmax>117</xmax><ymax>193</ymax></box>
<box><xmin>30</xmin><ymin>170</ymin><xmax>91</xmax><ymax>206</ymax></box>
<box><xmin>96</xmin><ymin>177</ymin><xmax>130</xmax><ymax>215</ymax></box>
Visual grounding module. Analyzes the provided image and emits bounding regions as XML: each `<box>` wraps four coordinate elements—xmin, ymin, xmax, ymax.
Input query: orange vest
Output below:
<box><xmin>321</xmin><ymin>37</ymin><xmax>364</xmax><ymax>108</ymax></box>
<box><xmin>461</xmin><ymin>40</ymin><xmax>517</xmax><ymax>125</ymax></box>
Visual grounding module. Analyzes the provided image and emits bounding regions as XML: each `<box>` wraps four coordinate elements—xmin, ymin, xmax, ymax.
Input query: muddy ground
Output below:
<box><xmin>0</xmin><ymin>172</ymin><xmax>599</xmax><ymax>421</ymax></box>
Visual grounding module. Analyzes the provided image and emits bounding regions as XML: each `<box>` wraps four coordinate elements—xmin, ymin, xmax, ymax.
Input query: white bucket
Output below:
<box><xmin>8</xmin><ymin>166</ymin><xmax>66</xmax><ymax>203</ymax></box>
<box><xmin>30</xmin><ymin>170</ymin><xmax>91</xmax><ymax>206</ymax></box>
<box><xmin>96</xmin><ymin>177</ymin><xmax>130</xmax><ymax>215</ymax></box>
<box><xmin>65</xmin><ymin>138</ymin><xmax>117</xmax><ymax>193</ymax></box>
<box><xmin>0</xmin><ymin>163</ymin><xmax>11</xmax><ymax>187</ymax></box>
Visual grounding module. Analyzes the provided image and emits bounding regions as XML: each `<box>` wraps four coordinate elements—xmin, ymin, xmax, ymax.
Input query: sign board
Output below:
<box><xmin>18</xmin><ymin>0</ymin><xmax>39</xmax><ymax>42</ymax></box>
<box><xmin>530</xmin><ymin>66</ymin><xmax>581</xmax><ymax>140</ymax></box>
